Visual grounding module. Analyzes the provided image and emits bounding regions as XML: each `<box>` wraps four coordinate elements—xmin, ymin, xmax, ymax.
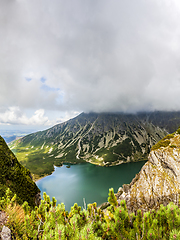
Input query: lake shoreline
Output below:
<box><xmin>34</xmin><ymin>158</ymin><xmax>148</xmax><ymax>182</ymax></box>
<box><xmin>36</xmin><ymin>160</ymin><xmax>147</xmax><ymax>211</ymax></box>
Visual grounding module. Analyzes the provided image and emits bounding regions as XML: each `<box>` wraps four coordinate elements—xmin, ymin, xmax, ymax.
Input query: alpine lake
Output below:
<box><xmin>36</xmin><ymin>160</ymin><xmax>146</xmax><ymax>211</ymax></box>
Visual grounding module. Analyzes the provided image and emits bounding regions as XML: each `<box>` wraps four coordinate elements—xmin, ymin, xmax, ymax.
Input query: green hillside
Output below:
<box><xmin>0</xmin><ymin>135</ymin><xmax>40</xmax><ymax>207</ymax></box>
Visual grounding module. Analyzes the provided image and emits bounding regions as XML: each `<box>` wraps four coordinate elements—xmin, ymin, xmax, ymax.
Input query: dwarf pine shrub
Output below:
<box><xmin>2</xmin><ymin>188</ymin><xmax>180</xmax><ymax>239</ymax></box>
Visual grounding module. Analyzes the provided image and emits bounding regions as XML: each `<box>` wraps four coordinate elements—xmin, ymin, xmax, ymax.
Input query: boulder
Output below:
<box><xmin>1</xmin><ymin>226</ymin><xmax>11</xmax><ymax>240</ymax></box>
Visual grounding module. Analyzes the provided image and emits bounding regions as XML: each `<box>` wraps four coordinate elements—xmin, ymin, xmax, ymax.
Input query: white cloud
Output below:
<box><xmin>1</xmin><ymin>0</ymin><xmax>180</xmax><ymax>128</ymax></box>
<box><xmin>0</xmin><ymin>107</ymin><xmax>80</xmax><ymax>127</ymax></box>
<box><xmin>0</xmin><ymin>107</ymin><xmax>51</xmax><ymax>126</ymax></box>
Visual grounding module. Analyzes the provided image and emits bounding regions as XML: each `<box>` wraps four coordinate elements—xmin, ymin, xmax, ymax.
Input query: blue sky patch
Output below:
<box><xmin>40</xmin><ymin>77</ymin><xmax>46</xmax><ymax>83</ymax></box>
<box><xmin>41</xmin><ymin>83</ymin><xmax>60</xmax><ymax>92</ymax></box>
<box><xmin>25</xmin><ymin>78</ymin><xmax>32</xmax><ymax>82</ymax></box>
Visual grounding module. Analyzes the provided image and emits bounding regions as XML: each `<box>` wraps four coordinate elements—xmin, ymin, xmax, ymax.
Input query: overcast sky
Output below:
<box><xmin>1</xmin><ymin>0</ymin><xmax>180</xmax><ymax>130</ymax></box>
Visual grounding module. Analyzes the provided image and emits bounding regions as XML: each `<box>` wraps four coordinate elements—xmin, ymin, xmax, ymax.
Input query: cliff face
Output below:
<box><xmin>0</xmin><ymin>136</ymin><xmax>40</xmax><ymax>207</ymax></box>
<box><xmin>117</xmin><ymin>130</ymin><xmax>180</xmax><ymax>213</ymax></box>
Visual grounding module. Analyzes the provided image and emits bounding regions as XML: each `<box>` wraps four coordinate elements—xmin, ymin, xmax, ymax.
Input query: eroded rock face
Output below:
<box><xmin>117</xmin><ymin>134</ymin><xmax>180</xmax><ymax>213</ymax></box>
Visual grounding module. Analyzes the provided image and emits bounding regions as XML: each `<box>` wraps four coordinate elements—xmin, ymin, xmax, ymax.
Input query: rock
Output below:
<box><xmin>1</xmin><ymin>226</ymin><xmax>11</xmax><ymax>240</ymax></box>
<box><xmin>0</xmin><ymin>211</ymin><xmax>7</xmax><ymax>227</ymax></box>
<box><xmin>35</xmin><ymin>192</ymin><xmax>41</xmax><ymax>206</ymax></box>
<box><xmin>117</xmin><ymin>133</ymin><xmax>180</xmax><ymax>213</ymax></box>
<box><xmin>99</xmin><ymin>202</ymin><xmax>110</xmax><ymax>210</ymax></box>
<box><xmin>116</xmin><ymin>187</ymin><xmax>123</xmax><ymax>196</ymax></box>
<box><xmin>122</xmin><ymin>184</ymin><xmax>130</xmax><ymax>193</ymax></box>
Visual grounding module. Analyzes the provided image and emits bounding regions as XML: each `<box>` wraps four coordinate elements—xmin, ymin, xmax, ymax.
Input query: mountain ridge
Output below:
<box><xmin>10</xmin><ymin>111</ymin><xmax>180</xmax><ymax>179</ymax></box>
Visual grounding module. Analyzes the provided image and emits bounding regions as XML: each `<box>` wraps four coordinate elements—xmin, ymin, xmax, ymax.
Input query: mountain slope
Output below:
<box><xmin>117</xmin><ymin>128</ymin><xmax>180</xmax><ymax>213</ymax></box>
<box><xmin>10</xmin><ymin>111</ymin><xmax>180</xmax><ymax>179</ymax></box>
<box><xmin>0</xmin><ymin>135</ymin><xmax>40</xmax><ymax>207</ymax></box>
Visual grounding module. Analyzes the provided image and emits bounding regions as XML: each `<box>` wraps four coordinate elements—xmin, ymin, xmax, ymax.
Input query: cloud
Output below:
<box><xmin>1</xmin><ymin>0</ymin><xmax>180</xmax><ymax>127</ymax></box>
<box><xmin>0</xmin><ymin>107</ymin><xmax>80</xmax><ymax>127</ymax></box>
<box><xmin>0</xmin><ymin>107</ymin><xmax>51</xmax><ymax>126</ymax></box>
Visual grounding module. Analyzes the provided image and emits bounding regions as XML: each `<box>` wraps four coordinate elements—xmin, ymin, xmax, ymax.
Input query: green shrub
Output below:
<box><xmin>170</xmin><ymin>145</ymin><xmax>177</xmax><ymax>148</ymax></box>
<box><xmin>162</xmin><ymin>134</ymin><xmax>174</xmax><ymax>140</ymax></box>
<box><xmin>151</xmin><ymin>139</ymin><xmax>170</xmax><ymax>151</ymax></box>
<box><xmin>177</xmin><ymin>129</ymin><xmax>180</xmax><ymax>134</ymax></box>
<box><xmin>2</xmin><ymin>188</ymin><xmax>180</xmax><ymax>239</ymax></box>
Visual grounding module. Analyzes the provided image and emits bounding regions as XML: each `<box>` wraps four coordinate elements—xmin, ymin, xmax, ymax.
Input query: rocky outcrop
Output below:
<box><xmin>116</xmin><ymin>131</ymin><xmax>180</xmax><ymax>213</ymax></box>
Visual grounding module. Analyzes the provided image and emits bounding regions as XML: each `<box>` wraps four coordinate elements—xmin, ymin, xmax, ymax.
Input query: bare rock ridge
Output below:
<box><xmin>116</xmin><ymin>130</ymin><xmax>180</xmax><ymax>213</ymax></box>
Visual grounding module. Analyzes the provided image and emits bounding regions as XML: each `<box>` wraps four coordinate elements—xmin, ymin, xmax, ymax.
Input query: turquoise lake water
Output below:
<box><xmin>36</xmin><ymin>161</ymin><xmax>146</xmax><ymax>211</ymax></box>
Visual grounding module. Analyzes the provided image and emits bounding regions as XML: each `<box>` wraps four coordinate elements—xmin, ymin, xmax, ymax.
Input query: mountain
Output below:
<box><xmin>116</xmin><ymin>127</ymin><xmax>180</xmax><ymax>213</ymax></box>
<box><xmin>0</xmin><ymin>135</ymin><xmax>40</xmax><ymax>207</ymax></box>
<box><xmin>10</xmin><ymin>111</ymin><xmax>180</xmax><ymax>179</ymax></box>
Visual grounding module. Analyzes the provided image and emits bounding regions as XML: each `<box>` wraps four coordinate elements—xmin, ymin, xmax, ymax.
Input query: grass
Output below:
<box><xmin>10</xmin><ymin>138</ymin><xmax>87</xmax><ymax>180</ymax></box>
<box><xmin>11</xmin><ymin>134</ymin><xmax>146</xmax><ymax>179</ymax></box>
<box><xmin>151</xmin><ymin>139</ymin><xmax>171</xmax><ymax>151</ymax></box>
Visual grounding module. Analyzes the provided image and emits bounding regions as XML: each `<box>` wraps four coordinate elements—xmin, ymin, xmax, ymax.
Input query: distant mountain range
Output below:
<box><xmin>10</xmin><ymin>111</ymin><xmax>180</xmax><ymax>179</ymax></box>
<box><xmin>1</xmin><ymin>129</ymin><xmax>34</xmax><ymax>143</ymax></box>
